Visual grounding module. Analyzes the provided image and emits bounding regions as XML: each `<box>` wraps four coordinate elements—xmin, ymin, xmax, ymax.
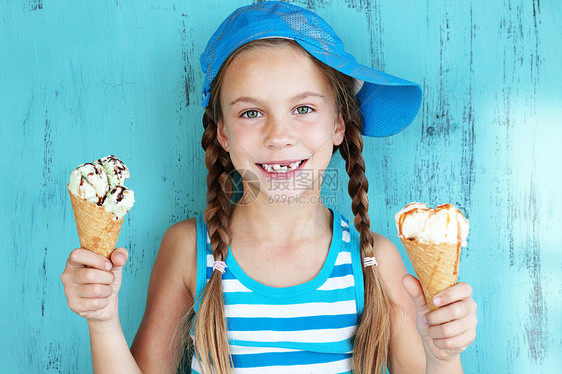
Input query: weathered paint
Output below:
<box><xmin>1</xmin><ymin>0</ymin><xmax>560</xmax><ymax>372</ymax></box>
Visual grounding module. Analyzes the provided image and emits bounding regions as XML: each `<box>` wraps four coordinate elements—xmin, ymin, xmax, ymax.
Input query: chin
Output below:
<box><xmin>261</xmin><ymin>188</ymin><xmax>318</xmax><ymax>206</ymax></box>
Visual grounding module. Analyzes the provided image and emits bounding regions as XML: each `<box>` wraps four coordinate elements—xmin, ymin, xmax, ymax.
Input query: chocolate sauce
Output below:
<box><xmin>110</xmin><ymin>186</ymin><xmax>126</xmax><ymax>203</ymax></box>
<box><xmin>83</xmin><ymin>162</ymin><xmax>100</xmax><ymax>175</ymax></box>
<box><xmin>105</xmin><ymin>155</ymin><xmax>127</xmax><ymax>179</ymax></box>
<box><xmin>118</xmin><ymin>188</ymin><xmax>125</xmax><ymax>202</ymax></box>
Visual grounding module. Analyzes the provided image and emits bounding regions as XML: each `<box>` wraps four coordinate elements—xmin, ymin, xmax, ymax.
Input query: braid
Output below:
<box><xmin>201</xmin><ymin>109</ymin><xmax>234</xmax><ymax>254</ymax></box>
<box><xmin>192</xmin><ymin>109</ymin><xmax>234</xmax><ymax>373</ymax></box>
<box><xmin>340</xmin><ymin>112</ymin><xmax>392</xmax><ymax>374</ymax></box>
<box><xmin>341</xmin><ymin>127</ymin><xmax>373</xmax><ymax>253</ymax></box>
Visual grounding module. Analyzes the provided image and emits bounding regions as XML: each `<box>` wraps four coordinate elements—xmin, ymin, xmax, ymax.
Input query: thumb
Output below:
<box><xmin>402</xmin><ymin>274</ymin><xmax>428</xmax><ymax>313</ymax></box>
<box><xmin>110</xmin><ymin>247</ymin><xmax>129</xmax><ymax>268</ymax></box>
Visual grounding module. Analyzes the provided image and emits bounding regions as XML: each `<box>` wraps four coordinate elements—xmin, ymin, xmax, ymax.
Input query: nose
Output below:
<box><xmin>264</xmin><ymin>115</ymin><xmax>295</xmax><ymax>150</ymax></box>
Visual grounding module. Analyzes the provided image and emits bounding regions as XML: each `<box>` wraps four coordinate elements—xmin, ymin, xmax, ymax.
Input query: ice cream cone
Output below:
<box><xmin>400</xmin><ymin>236</ymin><xmax>460</xmax><ymax>310</ymax></box>
<box><xmin>68</xmin><ymin>184</ymin><xmax>123</xmax><ymax>258</ymax></box>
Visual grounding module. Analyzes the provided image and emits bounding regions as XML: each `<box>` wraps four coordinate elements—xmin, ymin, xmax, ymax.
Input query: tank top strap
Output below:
<box><xmin>193</xmin><ymin>214</ymin><xmax>212</xmax><ymax>313</ymax></box>
<box><xmin>193</xmin><ymin>212</ymin><xmax>365</xmax><ymax>314</ymax></box>
<box><xmin>341</xmin><ymin>215</ymin><xmax>366</xmax><ymax>315</ymax></box>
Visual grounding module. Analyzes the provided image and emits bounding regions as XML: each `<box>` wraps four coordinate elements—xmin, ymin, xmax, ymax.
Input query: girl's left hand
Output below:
<box><xmin>402</xmin><ymin>274</ymin><xmax>477</xmax><ymax>362</ymax></box>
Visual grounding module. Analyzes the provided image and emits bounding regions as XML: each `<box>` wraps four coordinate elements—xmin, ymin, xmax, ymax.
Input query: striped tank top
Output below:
<box><xmin>191</xmin><ymin>211</ymin><xmax>365</xmax><ymax>373</ymax></box>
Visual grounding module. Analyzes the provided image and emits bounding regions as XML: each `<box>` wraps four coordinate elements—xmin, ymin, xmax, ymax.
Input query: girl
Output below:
<box><xmin>61</xmin><ymin>2</ymin><xmax>477</xmax><ymax>373</ymax></box>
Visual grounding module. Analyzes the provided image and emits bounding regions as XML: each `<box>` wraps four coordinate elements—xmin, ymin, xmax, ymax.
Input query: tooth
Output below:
<box><xmin>262</xmin><ymin>162</ymin><xmax>302</xmax><ymax>173</ymax></box>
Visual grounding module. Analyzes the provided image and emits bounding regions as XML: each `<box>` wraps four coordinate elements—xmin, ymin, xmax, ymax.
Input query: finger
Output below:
<box><xmin>433</xmin><ymin>282</ymin><xmax>473</xmax><ymax>308</ymax></box>
<box><xmin>110</xmin><ymin>247</ymin><xmax>129</xmax><ymax>268</ymax></box>
<box><xmin>78</xmin><ymin>297</ymin><xmax>110</xmax><ymax>312</ymax></box>
<box><xmin>426</xmin><ymin>297</ymin><xmax>477</xmax><ymax>325</ymax></box>
<box><xmin>67</xmin><ymin>248</ymin><xmax>113</xmax><ymax>271</ymax></box>
<box><xmin>78</xmin><ymin>310</ymin><xmax>105</xmax><ymax>319</ymax></box>
<box><xmin>78</xmin><ymin>284</ymin><xmax>114</xmax><ymax>299</ymax></box>
<box><xmin>427</xmin><ymin>314</ymin><xmax>477</xmax><ymax>339</ymax></box>
<box><xmin>431</xmin><ymin>329</ymin><xmax>476</xmax><ymax>352</ymax></box>
<box><xmin>402</xmin><ymin>274</ymin><xmax>428</xmax><ymax>312</ymax></box>
<box><xmin>78</xmin><ymin>267</ymin><xmax>115</xmax><ymax>285</ymax></box>
<box><xmin>68</xmin><ymin>296</ymin><xmax>109</xmax><ymax>315</ymax></box>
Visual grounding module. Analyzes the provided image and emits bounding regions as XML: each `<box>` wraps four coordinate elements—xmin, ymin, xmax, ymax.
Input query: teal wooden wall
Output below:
<box><xmin>1</xmin><ymin>0</ymin><xmax>560</xmax><ymax>372</ymax></box>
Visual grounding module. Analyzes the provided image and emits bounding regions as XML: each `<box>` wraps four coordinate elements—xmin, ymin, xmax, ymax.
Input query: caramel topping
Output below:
<box><xmin>397</xmin><ymin>203</ymin><xmax>465</xmax><ymax>244</ymax></box>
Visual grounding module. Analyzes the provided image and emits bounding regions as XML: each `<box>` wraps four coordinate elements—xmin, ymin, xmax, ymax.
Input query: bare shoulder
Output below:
<box><xmin>130</xmin><ymin>217</ymin><xmax>198</xmax><ymax>373</ymax></box>
<box><xmin>373</xmin><ymin>233</ymin><xmax>415</xmax><ymax>324</ymax></box>
<box><xmin>370</xmin><ymin>232</ymin><xmax>408</xmax><ymax>288</ymax></box>
<box><xmin>158</xmin><ymin>217</ymin><xmax>198</xmax><ymax>295</ymax></box>
<box><xmin>369</xmin><ymin>231</ymin><xmax>415</xmax><ymax>326</ymax></box>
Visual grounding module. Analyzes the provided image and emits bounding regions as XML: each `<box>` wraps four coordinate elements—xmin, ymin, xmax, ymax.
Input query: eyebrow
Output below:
<box><xmin>228</xmin><ymin>91</ymin><xmax>326</xmax><ymax>106</ymax></box>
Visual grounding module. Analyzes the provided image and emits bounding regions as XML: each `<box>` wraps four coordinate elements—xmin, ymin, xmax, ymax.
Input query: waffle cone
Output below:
<box><xmin>67</xmin><ymin>184</ymin><xmax>123</xmax><ymax>258</ymax></box>
<box><xmin>400</xmin><ymin>236</ymin><xmax>461</xmax><ymax>310</ymax></box>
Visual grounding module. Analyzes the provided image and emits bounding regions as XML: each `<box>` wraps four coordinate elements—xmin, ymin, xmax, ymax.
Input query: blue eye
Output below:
<box><xmin>242</xmin><ymin>110</ymin><xmax>261</xmax><ymax>119</ymax></box>
<box><xmin>294</xmin><ymin>106</ymin><xmax>312</xmax><ymax>114</ymax></box>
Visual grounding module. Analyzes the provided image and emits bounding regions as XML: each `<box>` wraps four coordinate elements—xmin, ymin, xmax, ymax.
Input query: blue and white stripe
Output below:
<box><xmin>192</xmin><ymin>212</ymin><xmax>363</xmax><ymax>373</ymax></box>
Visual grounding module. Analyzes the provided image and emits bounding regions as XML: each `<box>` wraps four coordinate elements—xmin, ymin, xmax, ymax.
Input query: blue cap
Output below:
<box><xmin>200</xmin><ymin>1</ymin><xmax>423</xmax><ymax>137</ymax></box>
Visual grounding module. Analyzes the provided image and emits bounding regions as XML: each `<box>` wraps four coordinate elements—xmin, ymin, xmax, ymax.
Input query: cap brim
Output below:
<box><xmin>295</xmin><ymin>39</ymin><xmax>423</xmax><ymax>137</ymax></box>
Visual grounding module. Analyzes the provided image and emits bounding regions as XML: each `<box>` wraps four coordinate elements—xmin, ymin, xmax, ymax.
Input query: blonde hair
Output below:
<box><xmin>177</xmin><ymin>38</ymin><xmax>394</xmax><ymax>374</ymax></box>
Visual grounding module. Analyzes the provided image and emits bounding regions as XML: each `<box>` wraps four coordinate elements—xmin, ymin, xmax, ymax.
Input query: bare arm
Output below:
<box><xmin>62</xmin><ymin>218</ymin><xmax>198</xmax><ymax>374</ymax></box>
<box><xmin>130</xmin><ymin>218</ymin><xmax>198</xmax><ymax>373</ymax></box>
<box><xmin>371</xmin><ymin>233</ymin><xmax>427</xmax><ymax>373</ymax></box>
<box><xmin>372</xmin><ymin>233</ymin><xmax>476</xmax><ymax>374</ymax></box>
<box><xmin>62</xmin><ymin>247</ymin><xmax>142</xmax><ymax>373</ymax></box>
<box><xmin>88</xmin><ymin>309</ymin><xmax>143</xmax><ymax>373</ymax></box>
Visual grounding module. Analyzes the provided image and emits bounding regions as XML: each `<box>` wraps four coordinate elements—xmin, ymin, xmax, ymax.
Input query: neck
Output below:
<box><xmin>231</xmin><ymin>192</ymin><xmax>333</xmax><ymax>245</ymax></box>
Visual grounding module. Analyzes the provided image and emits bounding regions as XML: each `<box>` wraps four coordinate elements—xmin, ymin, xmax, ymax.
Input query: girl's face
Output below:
<box><xmin>217</xmin><ymin>43</ymin><xmax>345</xmax><ymax>202</ymax></box>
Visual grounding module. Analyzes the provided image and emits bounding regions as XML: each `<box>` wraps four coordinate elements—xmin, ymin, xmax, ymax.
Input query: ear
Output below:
<box><xmin>216</xmin><ymin>119</ymin><xmax>230</xmax><ymax>152</ymax></box>
<box><xmin>333</xmin><ymin>113</ymin><xmax>345</xmax><ymax>146</ymax></box>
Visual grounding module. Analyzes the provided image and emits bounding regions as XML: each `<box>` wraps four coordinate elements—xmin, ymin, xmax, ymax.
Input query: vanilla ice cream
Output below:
<box><xmin>102</xmin><ymin>186</ymin><xmax>135</xmax><ymax>219</ymax></box>
<box><xmin>68</xmin><ymin>163</ymin><xmax>109</xmax><ymax>205</ymax></box>
<box><xmin>98</xmin><ymin>155</ymin><xmax>130</xmax><ymax>187</ymax></box>
<box><xmin>395</xmin><ymin>202</ymin><xmax>469</xmax><ymax>246</ymax></box>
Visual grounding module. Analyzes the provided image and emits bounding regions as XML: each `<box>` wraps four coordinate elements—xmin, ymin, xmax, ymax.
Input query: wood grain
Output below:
<box><xmin>0</xmin><ymin>0</ymin><xmax>560</xmax><ymax>372</ymax></box>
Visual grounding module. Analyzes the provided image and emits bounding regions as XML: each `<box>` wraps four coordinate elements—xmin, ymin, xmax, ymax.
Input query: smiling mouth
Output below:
<box><xmin>257</xmin><ymin>159</ymin><xmax>307</xmax><ymax>173</ymax></box>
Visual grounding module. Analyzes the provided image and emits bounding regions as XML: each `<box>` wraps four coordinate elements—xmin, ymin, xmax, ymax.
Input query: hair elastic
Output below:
<box><xmin>213</xmin><ymin>260</ymin><xmax>227</xmax><ymax>274</ymax></box>
<box><xmin>363</xmin><ymin>257</ymin><xmax>378</xmax><ymax>267</ymax></box>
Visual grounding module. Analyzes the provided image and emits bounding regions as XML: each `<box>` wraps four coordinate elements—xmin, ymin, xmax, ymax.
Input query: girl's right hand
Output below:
<box><xmin>61</xmin><ymin>247</ymin><xmax>129</xmax><ymax>323</ymax></box>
